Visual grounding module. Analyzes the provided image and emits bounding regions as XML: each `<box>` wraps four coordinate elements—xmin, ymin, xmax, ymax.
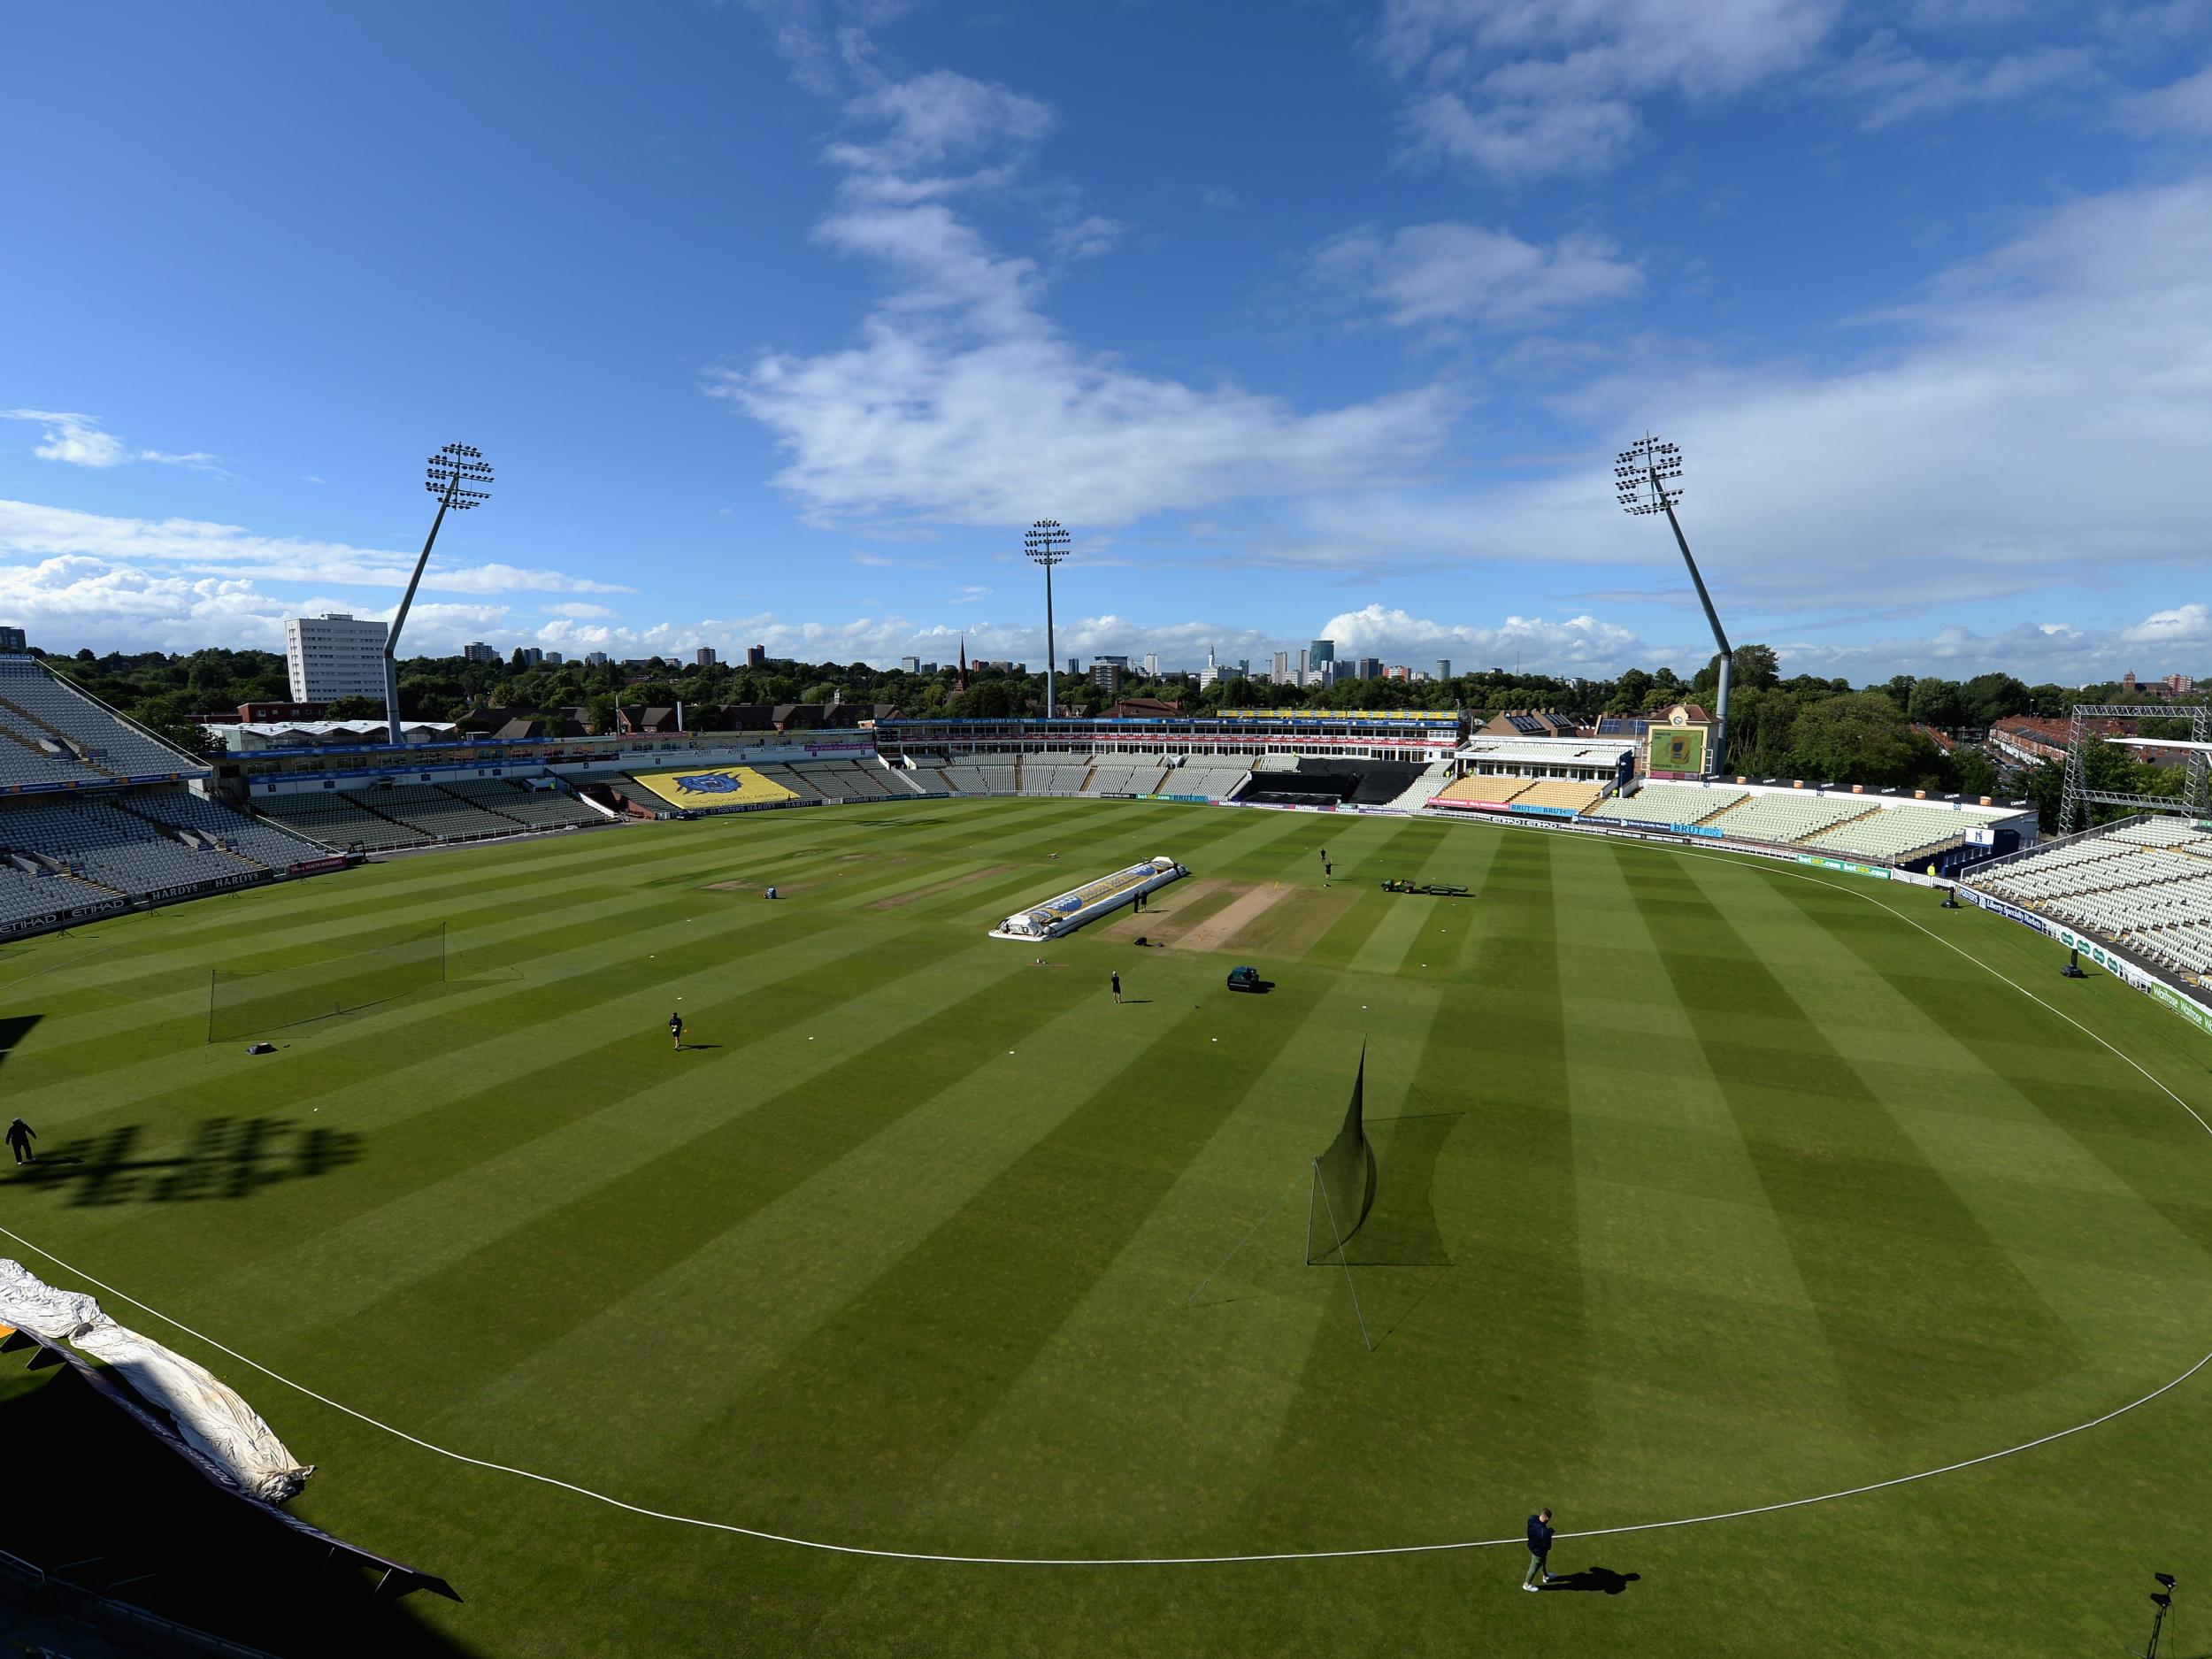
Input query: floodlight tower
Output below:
<box><xmin>1025</xmin><ymin>518</ymin><xmax>1071</xmax><ymax>718</ymax></box>
<box><xmin>1617</xmin><ymin>434</ymin><xmax>1730</xmax><ymax>779</ymax></box>
<box><xmin>387</xmin><ymin>443</ymin><xmax>493</xmax><ymax>745</ymax></box>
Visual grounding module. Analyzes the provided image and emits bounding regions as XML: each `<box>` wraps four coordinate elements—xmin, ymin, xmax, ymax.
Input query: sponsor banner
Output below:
<box><xmin>1671</xmin><ymin>823</ymin><xmax>1727</xmax><ymax>839</ymax></box>
<box><xmin>1508</xmin><ymin>803</ymin><xmax>1578</xmax><ymax>818</ymax></box>
<box><xmin>287</xmin><ymin>856</ymin><xmax>350</xmax><ymax>877</ymax></box>
<box><xmin>1242</xmin><ymin>800</ymin><xmax>1338</xmax><ymax>812</ymax></box>
<box><xmin>1430</xmin><ymin>798</ymin><xmax>1514</xmax><ymax>813</ymax></box>
<box><xmin>1794</xmin><ymin>854</ymin><xmax>1893</xmax><ymax>880</ymax></box>
<box><xmin>1958</xmin><ymin>886</ymin><xmax>2212</xmax><ymax>1037</ymax></box>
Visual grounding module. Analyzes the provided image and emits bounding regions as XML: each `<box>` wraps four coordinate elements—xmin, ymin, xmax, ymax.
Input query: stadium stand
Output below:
<box><xmin>1431</xmin><ymin>775</ymin><xmax>1531</xmax><ymax>809</ymax></box>
<box><xmin>438</xmin><ymin>778</ymin><xmax>605</xmax><ymax>828</ymax></box>
<box><xmin>1511</xmin><ymin>780</ymin><xmax>1606</xmax><ymax>814</ymax></box>
<box><xmin>1971</xmin><ymin>818</ymin><xmax>2212</xmax><ymax>980</ymax></box>
<box><xmin>123</xmin><ymin>787</ymin><xmax>325</xmax><ymax>868</ymax></box>
<box><xmin>1701</xmin><ymin>792</ymin><xmax>1873</xmax><ymax>844</ymax></box>
<box><xmin>0</xmin><ymin>658</ymin><xmax>201</xmax><ymax>782</ymax></box>
<box><xmin>1583</xmin><ymin>782</ymin><xmax>1746</xmax><ymax>826</ymax></box>
<box><xmin>0</xmin><ymin>862</ymin><xmax>115</xmax><ymax>926</ymax></box>
<box><xmin>1798</xmin><ymin>803</ymin><xmax>1977</xmax><ymax>863</ymax></box>
<box><xmin>0</xmin><ymin>797</ymin><xmax>259</xmax><ymax>897</ymax></box>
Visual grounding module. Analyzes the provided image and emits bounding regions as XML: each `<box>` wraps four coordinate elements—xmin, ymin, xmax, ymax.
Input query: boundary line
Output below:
<box><xmin>2</xmin><ymin>835</ymin><xmax>2208</xmax><ymax>1566</ymax></box>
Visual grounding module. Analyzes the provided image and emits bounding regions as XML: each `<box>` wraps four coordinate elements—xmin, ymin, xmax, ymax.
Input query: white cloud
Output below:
<box><xmin>1821</xmin><ymin>31</ymin><xmax>2097</xmax><ymax>129</ymax></box>
<box><xmin>0</xmin><ymin>498</ymin><xmax>633</xmax><ymax>596</ymax></box>
<box><xmin>1</xmin><ymin>409</ymin><xmax>229</xmax><ymax>474</ymax></box>
<box><xmin>1218</xmin><ymin>174</ymin><xmax>2212</xmax><ymax>612</ymax></box>
<box><xmin>1046</xmin><ymin>213</ymin><xmax>1128</xmax><ymax>261</ymax></box>
<box><xmin>544</xmin><ymin>602</ymin><xmax>618</xmax><ymax>619</ymax></box>
<box><xmin>711</xmin><ymin>58</ymin><xmax>1462</xmax><ymax>533</ymax></box>
<box><xmin>2131</xmin><ymin>60</ymin><xmax>2212</xmax><ymax>134</ymax></box>
<box><xmin>1371</xmin><ymin>0</ymin><xmax>1844</xmax><ymax>181</ymax></box>
<box><xmin>1317</xmin><ymin>602</ymin><xmax>1648</xmax><ymax>672</ymax></box>
<box><xmin>1776</xmin><ymin>603</ymin><xmax>2212</xmax><ymax>681</ymax></box>
<box><xmin>1310</xmin><ymin>221</ymin><xmax>1641</xmax><ymax>331</ymax></box>
<box><xmin>0</xmin><ymin>556</ymin><xmax>512</xmax><ymax>657</ymax></box>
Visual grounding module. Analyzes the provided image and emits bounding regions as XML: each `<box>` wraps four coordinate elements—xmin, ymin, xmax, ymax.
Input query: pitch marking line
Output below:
<box><xmin>3</xmin><ymin>849</ymin><xmax>2208</xmax><ymax>1566</ymax></box>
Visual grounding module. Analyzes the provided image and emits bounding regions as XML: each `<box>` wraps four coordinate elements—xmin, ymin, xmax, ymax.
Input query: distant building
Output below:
<box><xmin>1435</xmin><ymin>659</ymin><xmax>1451</xmax><ymax>681</ymax></box>
<box><xmin>1141</xmin><ymin>652</ymin><xmax>1159</xmax><ymax>678</ymax></box>
<box><xmin>1090</xmin><ymin>661</ymin><xmax>1124</xmax><ymax>695</ymax></box>
<box><xmin>544</xmin><ymin>651</ymin><xmax>563</xmax><ymax>665</ymax></box>
<box><xmin>284</xmin><ymin>613</ymin><xmax>387</xmax><ymax>702</ymax></box>
<box><xmin>695</xmin><ymin>646</ymin><xmax>717</xmax><ymax>667</ymax></box>
<box><xmin>462</xmin><ymin>641</ymin><xmax>497</xmax><ymax>664</ymax></box>
<box><xmin>520</xmin><ymin>648</ymin><xmax>544</xmax><ymax>667</ymax></box>
<box><xmin>746</xmin><ymin>644</ymin><xmax>767</xmax><ymax>669</ymax></box>
<box><xmin>1105</xmin><ymin>695</ymin><xmax>1182</xmax><ymax>718</ymax></box>
<box><xmin>1310</xmin><ymin>638</ymin><xmax>1334</xmax><ymax>674</ymax></box>
<box><xmin>1357</xmin><ymin>656</ymin><xmax>1382</xmax><ymax>680</ymax></box>
<box><xmin>237</xmin><ymin>699</ymin><xmax>328</xmax><ymax>723</ymax></box>
<box><xmin>1271</xmin><ymin>650</ymin><xmax>1291</xmax><ymax>684</ymax></box>
<box><xmin>901</xmin><ymin>656</ymin><xmax>920</xmax><ymax>673</ymax></box>
<box><xmin>0</xmin><ymin>626</ymin><xmax>24</xmax><ymax>653</ymax></box>
<box><xmin>1067</xmin><ymin>656</ymin><xmax>1083</xmax><ymax>675</ymax></box>
<box><xmin>585</xmin><ymin>651</ymin><xmax>610</xmax><ymax>667</ymax></box>
<box><xmin>1386</xmin><ymin>664</ymin><xmax>1409</xmax><ymax>680</ymax></box>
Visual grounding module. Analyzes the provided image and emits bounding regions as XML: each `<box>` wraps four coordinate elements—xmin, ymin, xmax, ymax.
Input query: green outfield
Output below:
<box><xmin>4</xmin><ymin>798</ymin><xmax>2210</xmax><ymax>1657</ymax></box>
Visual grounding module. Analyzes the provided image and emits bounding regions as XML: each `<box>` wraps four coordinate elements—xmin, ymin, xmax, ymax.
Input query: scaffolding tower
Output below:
<box><xmin>2059</xmin><ymin>703</ymin><xmax>2211</xmax><ymax>834</ymax></box>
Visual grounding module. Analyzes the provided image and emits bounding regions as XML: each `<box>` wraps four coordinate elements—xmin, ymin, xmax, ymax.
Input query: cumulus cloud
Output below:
<box><xmin>1316</xmin><ymin>603</ymin><xmax>1648</xmax><ymax>672</ymax></box>
<box><xmin>1371</xmin><ymin>0</ymin><xmax>1844</xmax><ymax>181</ymax></box>
<box><xmin>1</xmin><ymin>410</ymin><xmax>228</xmax><ymax>475</ymax></box>
<box><xmin>0</xmin><ymin>499</ymin><xmax>632</xmax><ymax>596</ymax></box>
<box><xmin>710</xmin><ymin>56</ymin><xmax>1461</xmax><ymax>532</ymax></box>
<box><xmin>1776</xmin><ymin>603</ymin><xmax>2212</xmax><ymax>681</ymax></box>
<box><xmin>1820</xmin><ymin>32</ymin><xmax>2097</xmax><ymax>129</ymax></box>
<box><xmin>2131</xmin><ymin>60</ymin><xmax>2212</xmax><ymax>134</ymax></box>
<box><xmin>1310</xmin><ymin>221</ymin><xmax>1642</xmax><ymax>332</ymax></box>
<box><xmin>0</xmin><ymin>556</ymin><xmax>512</xmax><ymax>657</ymax></box>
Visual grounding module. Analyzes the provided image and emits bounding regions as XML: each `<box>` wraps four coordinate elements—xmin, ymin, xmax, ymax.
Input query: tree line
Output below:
<box><xmin>36</xmin><ymin>641</ymin><xmax>2200</xmax><ymax>831</ymax></box>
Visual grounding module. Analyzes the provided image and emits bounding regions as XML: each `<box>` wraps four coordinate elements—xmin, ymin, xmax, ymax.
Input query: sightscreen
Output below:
<box><xmin>1306</xmin><ymin>1044</ymin><xmax>1378</xmax><ymax>1265</ymax></box>
<box><xmin>207</xmin><ymin>923</ymin><xmax>447</xmax><ymax>1043</ymax></box>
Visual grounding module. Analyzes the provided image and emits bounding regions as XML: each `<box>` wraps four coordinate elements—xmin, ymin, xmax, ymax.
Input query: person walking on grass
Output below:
<box><xmin>1523</xmin><ymin>1509</ymin><xmax>1555</xmax><ymax>1591</ymax></box>
<box><xmin>1110</xmin><ymin>970</ymin><xmax>1122</xmax><ymax>1005</ymax></box>
<box><xmin>5</xmin><ymin>1118</ymin><xmax>34</xmax><ymax>1165</ymax></box>
<box><xmin>669</xmin><ymin>1010</ymin><xmax>685</xmax><ymax>1052</ymax></box>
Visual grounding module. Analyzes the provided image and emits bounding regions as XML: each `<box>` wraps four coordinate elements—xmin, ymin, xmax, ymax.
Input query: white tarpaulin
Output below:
<box><xmin>0</xmin><ymin>1259</ymin><xmax>313</xmax><ymax>1503</ymax></box>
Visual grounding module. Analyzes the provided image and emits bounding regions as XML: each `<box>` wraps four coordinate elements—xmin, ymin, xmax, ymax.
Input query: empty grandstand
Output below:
<box><xmin>1967</xmin><ymin>817</ymin><xmax>2212</xmax><ymax>983</ymax></box>
<box><xmin>0</xmin><ymin>655</ymin><xmax>336</xmax><ymax>936</ymax></box>
<box><xmin>253</xmin><ymin>777</ymin><xmax>606</xmax><ymax>850</ymax></box>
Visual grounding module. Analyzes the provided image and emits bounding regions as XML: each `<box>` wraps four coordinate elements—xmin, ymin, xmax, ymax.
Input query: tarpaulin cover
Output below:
<box><xmin>0</xmin><ymin>1259</ymin><xmax>312</xmax><ymax>1503</ymax></box>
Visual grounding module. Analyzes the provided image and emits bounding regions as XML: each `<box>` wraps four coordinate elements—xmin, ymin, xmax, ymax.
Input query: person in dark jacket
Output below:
<box><xmin>1110</xmin><ymin>971</ymin><xmax>1122</xmax><ymax>1005</ymax></box>
<box><xmin>669</xmin><ymin>1011</ymin><xmax>685</xmax><ymax>1052</ymax></box>
<box><xmin>5</xmin><ymin>1118</ymin><xmax>33</xmax><ymax>1164</ymax></box>
<box><xmin>1522</xmin><ymin>1509</ymin><xmax>1555</xmax><ymax>1590</ymax></box>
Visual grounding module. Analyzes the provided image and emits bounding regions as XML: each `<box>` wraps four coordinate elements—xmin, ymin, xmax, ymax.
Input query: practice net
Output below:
<box><xmin>1305</xmin><ymin>1042</ymin><xmax>1378</xmax><ymax>1264</ymax></box>
<box><xmin>207</xmin><ymin>923</ymin><xmax>447</xmax><ymax>1043</ymax></box>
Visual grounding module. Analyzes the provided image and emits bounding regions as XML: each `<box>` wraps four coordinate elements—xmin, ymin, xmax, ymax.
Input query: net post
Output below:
<box><xmin>1315</xmin><ymin>1168</ymin><xmax>1375</xmax><ymax>1352</ymax></box>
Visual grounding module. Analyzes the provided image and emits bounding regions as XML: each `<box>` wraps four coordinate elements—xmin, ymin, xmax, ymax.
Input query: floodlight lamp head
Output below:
<box><xmin>426</xmin><ymin>442</ymin><xmax>495</xmax><ymax>510</ymax></box>
<box><xmin>1616</xmin><ymin>432</ymin><xmax>1684</xmax><ymax>518</ymax></box>
<box><xmin>1024</xmin><ymin>517</ymin><xmax>1071</xmax><ymax>567</ymax></box>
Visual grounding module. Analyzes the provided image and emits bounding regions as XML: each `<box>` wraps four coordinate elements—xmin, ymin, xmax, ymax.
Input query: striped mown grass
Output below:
<box><xmin>3</xmin><ymin>798</ymin><xmax>2209</xmax><ymax>1657</ymax></box>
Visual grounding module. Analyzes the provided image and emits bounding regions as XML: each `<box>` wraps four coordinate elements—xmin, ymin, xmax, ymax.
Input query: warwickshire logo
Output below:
<box><xmin>675</xmin><ymin>772</ymin><xmax>741</xmax><ymax>794</ymax></box>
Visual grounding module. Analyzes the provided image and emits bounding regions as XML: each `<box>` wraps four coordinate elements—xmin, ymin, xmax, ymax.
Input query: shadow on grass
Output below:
<box><xmin>0</xmin><ymin>1368</ymin><xmax>476</xmax><ymax>1658</ymax></box>
<box><xmin>1542</xmin><ymin>1566</ymin><xmax>1641</xmax><ymax>1594</ymax></box>
<box><xmin>12</xmin><ymin>1118</ymin><xmax>362</xmax><ymax>1207</ymax></box>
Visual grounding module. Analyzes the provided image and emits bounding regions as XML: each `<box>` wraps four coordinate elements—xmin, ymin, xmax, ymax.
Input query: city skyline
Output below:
<box><xmin>6</xmin><ymin>4</ymin><xmax>2212</xmax><ymax>683</ymax></box>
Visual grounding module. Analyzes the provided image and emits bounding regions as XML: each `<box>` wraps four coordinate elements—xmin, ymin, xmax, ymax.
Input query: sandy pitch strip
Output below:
<box><xmin>1176</xmin><ymin>882</ymin><xmax>1294</xmax><ymax>953</ymax></box>
<box><xmin>869</xmin><ymin>863</ymin><xmax>1014</xmax><ymax>910</ymax></box>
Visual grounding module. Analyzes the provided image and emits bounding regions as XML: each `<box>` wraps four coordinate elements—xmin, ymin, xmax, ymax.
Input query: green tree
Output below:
<box><xmin>1907</xmin><ymin>679</ymin><xmax>1964</xmax><ymax>729</ymax></box>
<box><xmin>1786</xmin><ymin>692</ymin><xmax>1924</xmax><ymax>786</ymax></box>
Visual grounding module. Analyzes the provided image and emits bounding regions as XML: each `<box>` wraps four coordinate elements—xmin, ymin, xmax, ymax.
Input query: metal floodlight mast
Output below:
<box><xmin>1024</xmin><ymin>518</ymin><xmax>1071</xmax><ymax>719</ymax></box>
<box><xmin>388</xmin><ymin>443</ymin><xmax>493</xmax><ymax>745</ymax></box>
<box><xmin>1617</xmin><ymin>434</ymin><xmax>1730</xmax><ymax>779</ymax></box>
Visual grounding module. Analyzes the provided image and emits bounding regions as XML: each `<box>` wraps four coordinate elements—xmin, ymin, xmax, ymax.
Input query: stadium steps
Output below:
<box><xmin>1787</xmin><ymin>803</ymin><xmax>1883</xmax><ymax>844</ymax></box>
<box><xmin>1079</xmin><ymin>762</ymin><xmax>1097</xmax><ymax>793</ymax></box>
<box><xmin>0</xmin><ymin>693</ymin><xmax>118</xmax><ymax>776</ymax></box>
<box><xmin>106</xmin><ymin>794</ymin><xmax>271</xmax><ymax>872</ymax></box>
<box><xmin>434</xmin><ymin>783</ymin><xmax>531</xmax><ymax>826</ymax></box>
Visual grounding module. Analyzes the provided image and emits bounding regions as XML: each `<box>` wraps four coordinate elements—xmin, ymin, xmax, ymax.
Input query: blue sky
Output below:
<box><xmin>5</xmin><ymin>1</ymin><xmax>2212</xmax><ymax>682</ymax></box>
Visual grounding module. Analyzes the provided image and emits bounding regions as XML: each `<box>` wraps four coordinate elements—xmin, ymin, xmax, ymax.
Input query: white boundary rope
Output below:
<box><xmin>3</xmin><ymin>847</ymin><xmax>2208</xmax><ymax>1566</ymax></box>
